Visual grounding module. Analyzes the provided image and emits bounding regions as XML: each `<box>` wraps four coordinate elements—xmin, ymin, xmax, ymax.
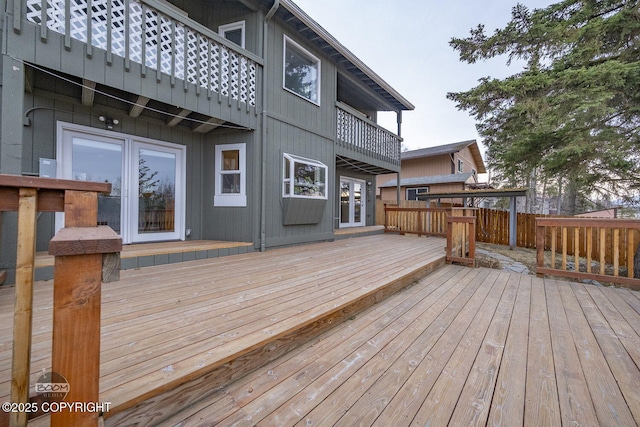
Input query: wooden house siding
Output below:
<box><xmin>262</xmin><ymin>117</ymin><xmax>335</xmax><ymax>247</ymax></box>
<box><xmin>455</xmin><ymin>146</ymin><xmax>477</xmax><ymax>175</ymax></box>
<box><xmin>379</xmin><ymin>182</ymin><xmax>466</xmax><ymax>202</ymax></box>
<box><xmin>203</xmin><ymin>130</ymin><xmax>258</xmax><ymax>245</ymax></box>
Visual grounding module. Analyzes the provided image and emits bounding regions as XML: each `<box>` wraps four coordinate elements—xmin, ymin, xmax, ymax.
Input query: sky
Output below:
<box><xmin>293</xmin><ymin>0</ymin><xmax>556</xmax><ymax>152</ymax></box>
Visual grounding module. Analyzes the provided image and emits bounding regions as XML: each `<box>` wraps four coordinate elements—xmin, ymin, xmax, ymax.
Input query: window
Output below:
<box><xmin>219</xmin><ymin>21</ymin><xmax>245</xmax><ymax>48</ymax></box>
<box><xmin>283</xmin><ymin>153</ymin><xmax>327</xmax><ymax>199</ymax></box>
<box><xmin>283</xmin><ymin>36</ymin><xmax>321</xmax><ymax>105</ymax></box>
<box><xmin>457</xmin><ymin>159</ymin><xmax>464</xmax><ymax>173</ymax></box>
<box><xmin>215</xmin><ymin>143</ymin><xmax>246</xmax><ymax>207</ymax></box>
<box><xmin>407</xmin><ymin>187</ymin><xmax>429</xmax><ymax>201</ymax></box>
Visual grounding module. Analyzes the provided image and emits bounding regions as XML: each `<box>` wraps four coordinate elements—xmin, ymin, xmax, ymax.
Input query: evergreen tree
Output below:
<box><xmin>448</xmin><ymin>0</ymin><xmax>640</xmax><ymax>214</ymax></box>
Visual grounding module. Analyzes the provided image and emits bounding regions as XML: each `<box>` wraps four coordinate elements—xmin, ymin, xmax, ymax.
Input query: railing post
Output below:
<box><xmin>536</xmin><ymin>220</ymin><xmax>545</xmax><ymax>278</ymax></box>
<box><xmin>48</xmin><ymin>190</ymin><xmax>122</xmax><ymax>427</ymax></box>
<box><xmin>10</xmin><ymin>188</ymin><xmax>38</xmax><ymax>427</ymax></box>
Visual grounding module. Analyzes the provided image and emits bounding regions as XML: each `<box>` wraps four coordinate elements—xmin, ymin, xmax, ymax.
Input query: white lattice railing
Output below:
<box><xmin>24</xmin><ymin>0</ymin><xmax>259</xmax><ymax>107</ymax></box>
<box><xmin>336</xmin><ymin>103</ymin><xmax>401</xmax><ymax>166</ymax></box>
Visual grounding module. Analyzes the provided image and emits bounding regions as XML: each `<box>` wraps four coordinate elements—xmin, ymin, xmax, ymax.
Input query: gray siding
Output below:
<box><xmin>258</xmin><ymin>15</ymin><xmax>339</xmax><ymax>248</ymax></box>
<box><xmin>202</xmin><ymin>130</ymin><xmax>257</xmax><ymax>244</ymax></box>
<box><xmin>263</xmin><ymin>117</ymin><xmax>335</xmax><ymax>247</ymax></box>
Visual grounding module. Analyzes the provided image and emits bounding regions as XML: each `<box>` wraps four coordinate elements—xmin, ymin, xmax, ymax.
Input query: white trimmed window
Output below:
<box><xmin>283</xmin><ymin>36</ymin><xmax>321</xmax><ymax>105</ymax></box>
<box><xmin>407</xmin><ymin>187</ymin><xmax>429</xmax><ymax>201</ymax></box>
<box><xmin>283</xmin><ymin>153</ymin><xmax>327</xmax><ymax>199</ymax></box>
<box><xmin>214</xmin><ymin>143</ymin><xmax>246</xmax><ymax>207</ymax></box>
<box><xmin>219</xmin><ymin>21</ymin><xmax>245</xmax><ymax>48</ymax></box>
<box><xmin>457</xmin><ymin>159</ymin><xmax>464</xmax><ymax>173</ymax></box>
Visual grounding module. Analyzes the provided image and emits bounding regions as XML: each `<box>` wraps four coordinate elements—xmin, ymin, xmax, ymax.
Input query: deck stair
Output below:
<box><xmin>0</xmin><ymin>234</ymin><xmax>446</xmax><ymax>426</ymax></box>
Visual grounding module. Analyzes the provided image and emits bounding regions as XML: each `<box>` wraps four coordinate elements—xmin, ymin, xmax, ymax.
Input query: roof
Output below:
<box><xmin>269</xmin><ymin>0</ymin><xmax>414</xmax><ymax>112</ymax></box>
<box><xmin>402</xmin><ymin>140</ymin><xmax>487</xmax><ymax>174</ymax></box>
<box><xmin>379</xmin><ymin>172</ymin><xmax>475</xmax><ymax>188</ymax></box>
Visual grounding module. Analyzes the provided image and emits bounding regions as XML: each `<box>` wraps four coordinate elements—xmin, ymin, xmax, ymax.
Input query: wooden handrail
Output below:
<box><xmin>535</xmin><ymin>217</ymin><xmax>640</xmax><ymax>289</ymax></box>
<box><xmin>0</xmin><ymin>174</ymin><xmax>120</xmax><ymax>427</ymax></box>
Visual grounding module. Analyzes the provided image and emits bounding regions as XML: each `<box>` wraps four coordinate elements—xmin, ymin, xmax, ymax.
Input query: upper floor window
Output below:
<box><xmin>219</xmin><ymin>21</ymin><xmax>245</xmax><ymax>48</ymax></box>
<box><xmin>283</xmin><ymin>153</ymin><xmax>327</xmax><ymax>199</ymax></box>
<box><xmin>407</xmin><ymin>187</ymin><xmax>429</xmax><ymax>201</ymax></box>
<box><xmin>214</xmin><ymin>143</ymin><xmax>246</xmax><ymax>207</ymax></box>
<box><xmin>457</xmin><ymin>159</ymin><xmax>464</xmax><ymax>173</ymax></box>
<box><xmin>283</xmin><ymin>36</ymin><xmax>321</xmax><ymax>105</ymax></box>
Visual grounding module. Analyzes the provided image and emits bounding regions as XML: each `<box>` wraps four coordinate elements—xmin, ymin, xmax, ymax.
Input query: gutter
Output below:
<box><xmin>260</xmin><ymin>0</ymin><xmax>279</xmax><ymax>252</ymax></box>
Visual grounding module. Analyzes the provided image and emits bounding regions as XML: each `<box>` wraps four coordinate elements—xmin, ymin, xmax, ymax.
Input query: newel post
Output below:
<box><xmin>48</xmin><ymin>190</ymin><xmax>121</xmax><ymax>427</ymax></box>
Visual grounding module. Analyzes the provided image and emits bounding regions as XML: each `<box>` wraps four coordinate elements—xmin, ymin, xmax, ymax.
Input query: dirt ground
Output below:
<box><xmin>476</xmin><ymin>242</ymin><xmax>538</xmax><ymax>273</ymax></box>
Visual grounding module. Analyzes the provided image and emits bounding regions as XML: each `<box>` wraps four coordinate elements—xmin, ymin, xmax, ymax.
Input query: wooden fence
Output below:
<box><xmin>536</xmin><ymin>217</ymin><xmax>640</xmax><ymax>289</ymax></box>
<box><xmin>383</xmin><ymin>204</ymin><xmax>450</xmax><ymax>236</ymax></box>
<box><xmin>378</xmin><ymin>202</ymin><xmax>640</xmax><ymax>276</ymax></box>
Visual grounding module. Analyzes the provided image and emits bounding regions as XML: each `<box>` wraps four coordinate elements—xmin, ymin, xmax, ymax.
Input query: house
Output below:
<box><xmin>377</xmin><ymin>139</ymin><xmax>487</xmax><ymax>203</ymax></box>
<box><xmin>0</xmin><ymin>0</ymin><xmax>414</xmax><ymax>283</ymax></box>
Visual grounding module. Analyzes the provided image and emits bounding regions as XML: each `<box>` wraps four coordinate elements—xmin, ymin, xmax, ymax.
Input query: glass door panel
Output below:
<box><xmin>70</xmin><ymin>136</ymin><xmax>124</xmax><ymax>233</ymax></box>
<box><xmin>353</xmin><ymin>182</ymin><xmax>362</xmax><ymax>224</ymax></box>
<box><xmin>340</xmin><ymin>180</ymin><xmax>350</xmax><ymax>225</ymax></box>
<box><xmin>132</xmin><ymin>142</ymin><xmax>183</xmax><ymax>242</ymax></box>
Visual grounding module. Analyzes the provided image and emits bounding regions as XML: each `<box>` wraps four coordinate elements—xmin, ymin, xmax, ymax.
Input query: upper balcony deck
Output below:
<box><xmin>336</xmin><ymin>102</ymin><xmax>402</xmax><ymax>174</ymax></box>
<box><xmin>8</xmin><ymin>0</ymin><xmax>262</xmax><ymax>130</ymax></box>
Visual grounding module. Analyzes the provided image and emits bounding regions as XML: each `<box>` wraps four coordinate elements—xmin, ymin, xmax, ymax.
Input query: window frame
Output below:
<box><xmin>283</xmin><ymin>35</ymin><xmax>321</xmax><ymax>106</ymax></box>
<box><xmin>282</xmin><ymin>153</ymin><xmax>328</xmax><ymax>199</ymax></box>
<box><xmin>219</xmin><ymin>20</ymin><xmax>245</xmax><ymax>48</ymax></box>
<box><xmin>457</xmin><ymin>159</ymin><xmax>464</xmax><ymax>173</ymax></box>
<box><xmin>214</xmin><ymin>143</ymin><xmax>247</xmax><ymax>207</ymax></box>
<box><xmin>406</xmin><ymin>187</ymin><xmax>429</xmax><ymax>201</ymax></box>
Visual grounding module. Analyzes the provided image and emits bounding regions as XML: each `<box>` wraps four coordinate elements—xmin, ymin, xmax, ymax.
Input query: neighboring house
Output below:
<box><xmin>0</xmin><ymin>0</ymin><xmax>413</xmax><ymax>283</ymax></box>
<box><xmin>377</xmin><ymin>140</ymin><xmax>487</xmax><ymax>202</ymax></box>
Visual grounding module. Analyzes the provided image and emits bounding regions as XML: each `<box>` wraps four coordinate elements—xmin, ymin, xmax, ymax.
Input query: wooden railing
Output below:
<box><xmin>22</xmin><ymin>0</ymin><xmax>261</xmax><ymax>109</ymax></box>
<box><xmin>383</xmin><ymin>204</ymin><xmax>477</xmax><ymax>266</ymax></box>
<box><xmin>336</xmin><ymin>103</ymin><xmax>401</xmax><ymax>166</ymax></box>
<box><xmin>0</xmin><ymin>174</ymin><xmax>121</xmax><ymax>427</ymax></box>
<box><xmin>446</xmin><ymin>215</ymin><xmax>476</xmax><ymax>267</ymax></box>
<box><xmin>536</xmin><ymin>217</ymin><xmax>640</xmax><ymax>289</ymax></box>
<box><xmin>383</xmin><ymin>205</ymin><xmax>451</xmax><ymax>236</ymax></box>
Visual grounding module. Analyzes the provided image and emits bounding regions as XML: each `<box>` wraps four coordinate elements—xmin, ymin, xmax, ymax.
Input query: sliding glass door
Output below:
<box><xmin>58</xmin><ymin>123</ymin><xmax>185</xmax><ymax>243</ymax></box>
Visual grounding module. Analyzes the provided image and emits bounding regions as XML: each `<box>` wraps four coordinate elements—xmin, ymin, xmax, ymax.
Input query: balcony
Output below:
<box><xmin>13</xmin><ymin>0</ymin><xmax>262</xmax><ymax>128</ymax></box>
<box><xmin>336</xmin><ymin>102</ymin><xmax>401</xmax><ymax>174</ymax></box>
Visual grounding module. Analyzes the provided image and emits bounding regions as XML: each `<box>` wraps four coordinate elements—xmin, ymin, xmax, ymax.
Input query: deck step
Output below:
<box><xmin>104</xmin><ymin>254</ymin><xmax>445</xmax><ymax>426</ymax></box>
<box><xmin>33</xmin><ymin>240</ymin><xmax>255</xmax><ymax>282</ymax></box>
<box><xmin>14</xmin><ymin>235</ymin><xmax>446</xmax><ymax>427</ymax></box>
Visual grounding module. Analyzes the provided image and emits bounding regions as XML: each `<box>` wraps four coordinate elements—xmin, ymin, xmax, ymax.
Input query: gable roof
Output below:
<box><xmin>402</xmin><ymin>140</ymin><xmax>487</xmax><ymax>174</ymax></box>
<box><xmin>267</xmin><ymin>0</ymin><xmax>414</xmax><ymax>112</ymax></box>
<box><xmin>379</xmin><ymin>172</ymin><xmax>475</xmax><ymax>188</ymax></box>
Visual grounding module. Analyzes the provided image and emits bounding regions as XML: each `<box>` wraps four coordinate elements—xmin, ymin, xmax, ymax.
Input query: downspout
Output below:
<box><xmin>260</xmin><ymin>0</ymin><xmax>279</xmax><ymax>252</ymax></box>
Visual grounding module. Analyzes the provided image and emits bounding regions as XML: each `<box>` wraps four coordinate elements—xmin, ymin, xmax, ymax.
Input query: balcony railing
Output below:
<box><xmin>336</xmin><ymin>103</ymin><xmax>401</xmax><ymax>166</ymax></box>
<box><xmin>23</xmin><ymin>0</ymin><xmax>260</xmax><ymax>108</ymax></box>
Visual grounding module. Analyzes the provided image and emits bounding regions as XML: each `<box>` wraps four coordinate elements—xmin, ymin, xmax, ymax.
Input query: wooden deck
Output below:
<box><xmin>2</xmin><ymin>234</ymin><xmax>639</xmax><ymax>426</ymax></box>
<box><xmin>0</xmin><ymin>234</ymin><xmax>446</xmax><ymax>426</ymax></box>
<box><xmin>163</xmin><ymin>266</ymin><xmax>640</xmax><ymax>427</ymax></box>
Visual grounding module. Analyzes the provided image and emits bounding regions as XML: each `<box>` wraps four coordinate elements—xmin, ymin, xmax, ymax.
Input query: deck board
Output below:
<box><xmin>170</xmin><ymin>266</ymin><xmax>640</xmax><ymax>427</ymax></box>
